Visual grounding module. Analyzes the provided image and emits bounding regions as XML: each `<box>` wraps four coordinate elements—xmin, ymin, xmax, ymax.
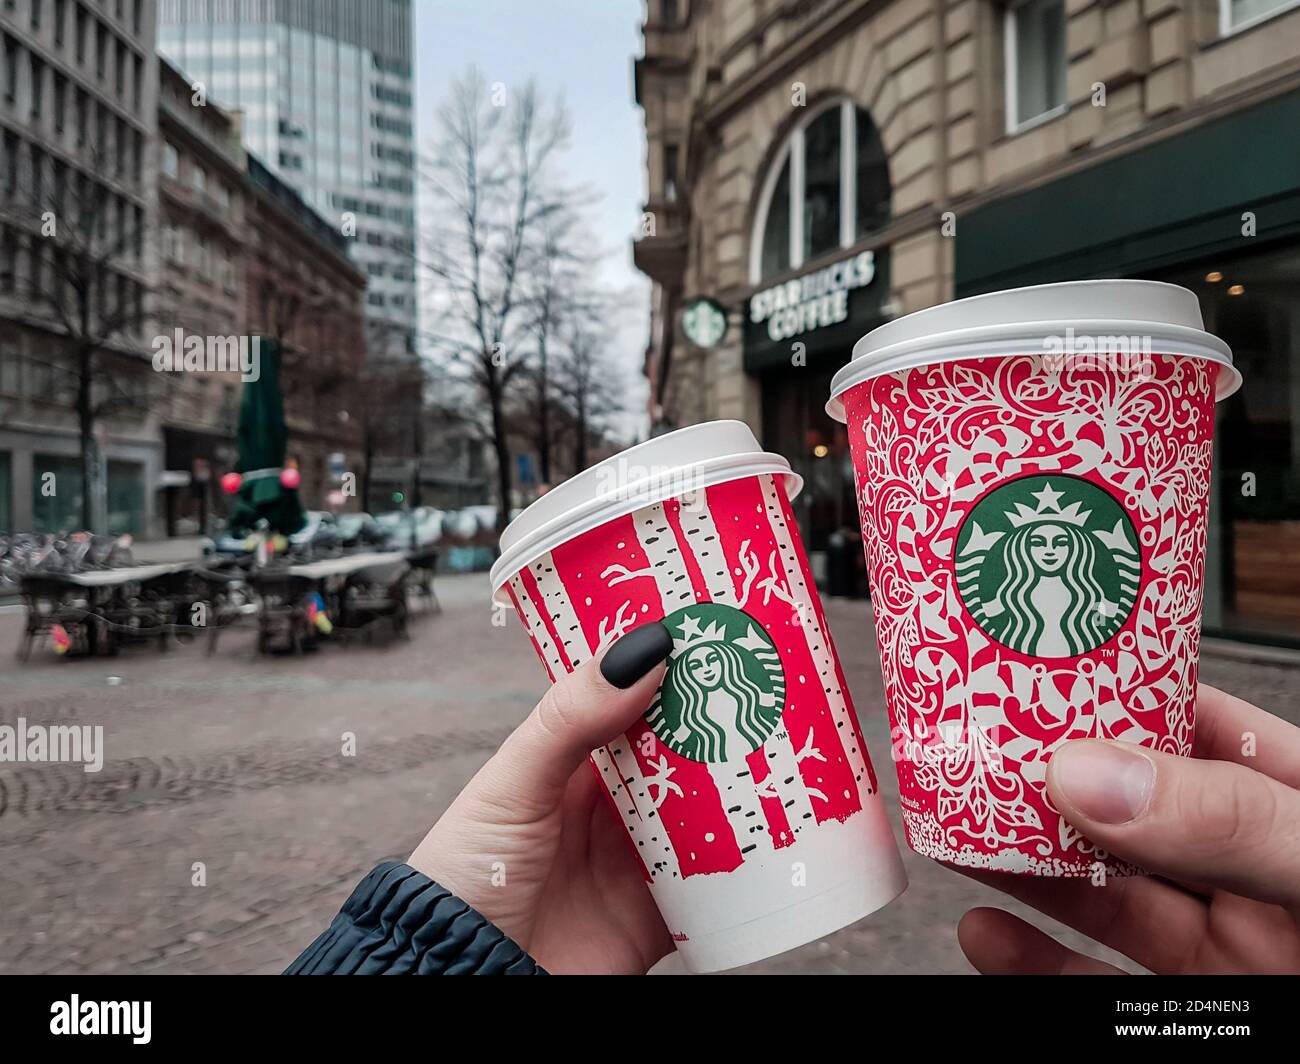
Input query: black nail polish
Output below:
<box><xmin>600</xmin><ymin>622</ymin><xmax>672</xmax><ymax>689</ymax></box>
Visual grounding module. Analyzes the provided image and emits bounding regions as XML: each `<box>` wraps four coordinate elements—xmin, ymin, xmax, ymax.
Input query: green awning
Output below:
<box><xmin>955</xmin><ymin>88</ymin><xmax>1300</xmax><ymax>296</ymax></box>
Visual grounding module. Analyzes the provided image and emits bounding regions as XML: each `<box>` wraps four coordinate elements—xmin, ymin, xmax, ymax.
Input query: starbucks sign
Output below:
<box><xmin>680</xmin><ymin>297</ymin><xmax>728</xmax><ymax>349</ymax></box>
<box><xmin>646</xmin><ymin>603</ymin><xmax>786</xmax><ymax>763</ymax></box>
<box><xmin>955</xmin><ymin>475</ymin><xmax>1142</xmax><ymax>658</ymax></box>
<box><xmin>748</xmin><ymin>250</ymin><xmax>875</xmax><ymax>343</ymax></box>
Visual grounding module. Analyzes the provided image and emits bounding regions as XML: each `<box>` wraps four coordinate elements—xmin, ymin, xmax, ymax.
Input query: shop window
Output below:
<box><xmin>751</xmin><ymin>100</ymin><xmax>891</xmax><ymax>283</ymax></box>
<box><xmin>1004</xmin><ymin>0</ymin><xmax>1066</xmax><ymax>133</ymax></box>
<box><xmin>107</xmin><ymin>460</ymin><xmax>144</xmax><ymax>535</ymax></box>
<box><xmin>1221</xmin><ymin>0</ymin><xmax>1300</xmax><ymax>32</ymax></box>
<box><xmin>32</xmin><ymin>454</ymin><xmax>84</xmax><ymax>533</ymax></box>
<box><xmin>1153</xmin><ymin>245</ymin><xmax>1300</xmax><ymax>644</ymax></box>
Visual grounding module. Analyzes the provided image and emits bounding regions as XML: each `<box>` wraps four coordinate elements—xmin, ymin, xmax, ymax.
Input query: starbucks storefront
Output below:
<box><xmin>742</xmin><ymin>248</ymin><xmax>891</xmax><ymax>593</ymax></box>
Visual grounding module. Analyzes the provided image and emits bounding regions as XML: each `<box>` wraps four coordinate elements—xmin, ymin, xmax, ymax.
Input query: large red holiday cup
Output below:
<box><xmin>491</xmin><ymin>422</ymin><xmax>907</xmax><ymax>971</ymax></box>
<box><xmin>827</xmin><ymin>280</ymin><xmax>1241</xmax><ymax>877</ymax></box>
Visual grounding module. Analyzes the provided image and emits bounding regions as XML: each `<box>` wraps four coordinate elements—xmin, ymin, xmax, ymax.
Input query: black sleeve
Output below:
<box><xmin>285</xmin><ymin>861</ymin><xmax>546</xmax><ymax>975</ymax></box>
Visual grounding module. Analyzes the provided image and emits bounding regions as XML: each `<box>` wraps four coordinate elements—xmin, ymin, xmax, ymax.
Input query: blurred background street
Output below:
<box><xmin>1</xmin><ymin>573</ymin><xmax>1295</xmax><ymax>975</ymax></box>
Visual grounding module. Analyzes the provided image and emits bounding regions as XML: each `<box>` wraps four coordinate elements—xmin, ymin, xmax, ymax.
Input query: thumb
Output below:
<box><xmin>467</xmin><ymin>622</ymin><xmax>672</xmax><ymax>817</ymax></box>
<box><xmin>1047</xmin><ymin>739</ymin><xmax>1300</xmax><ymax>911</ymax></box>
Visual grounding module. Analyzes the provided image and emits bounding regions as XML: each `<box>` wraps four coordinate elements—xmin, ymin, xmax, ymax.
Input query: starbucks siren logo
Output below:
<box><xmin>955</xmin><ymin>475</ymin><xmax>1141</xmax><ymax>657</ymax></box>
<box><xmin>646</xmin><ymin>603</ymin><xmax>785</xmax><ymax>763</ymax></box>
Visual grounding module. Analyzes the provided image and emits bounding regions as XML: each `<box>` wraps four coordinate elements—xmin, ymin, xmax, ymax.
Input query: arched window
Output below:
<box><xmin>750</xmin><ymin>99</ymin><xmax>890</xmax><ymax>283</ymax></box>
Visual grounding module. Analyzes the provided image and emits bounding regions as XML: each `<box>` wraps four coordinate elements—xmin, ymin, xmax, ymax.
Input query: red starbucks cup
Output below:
<box><xmin>827</xmin><ymin>281</ymin><xmax>1241</xmax><ymax>877</ymax></box>
<box><xmin>491</xmin><ymin>421</ymin><xmax>907</xmax><ymax>971</ymax></box>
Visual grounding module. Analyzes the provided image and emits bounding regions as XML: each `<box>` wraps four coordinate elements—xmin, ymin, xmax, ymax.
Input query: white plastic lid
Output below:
<box><xmin>826</xmin><ymin>279</ymin><xmax>1240</xmax><ymax>421</ymax></box>
<box><xmin>489</xmin><ymin>420</ymin><xmax>802</xmax><ymax>603</ymax></box>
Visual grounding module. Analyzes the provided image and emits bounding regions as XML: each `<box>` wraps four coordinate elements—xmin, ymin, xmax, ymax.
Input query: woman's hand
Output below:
<box><xmin>958</xmin><ymin>684</ymin><xmax>1300</xmax><ymax>974</ymax></box>
<box><xmin>408</xmin><ymin>622</ymin><xmax>675</xmax><ymax>975</ymax></box>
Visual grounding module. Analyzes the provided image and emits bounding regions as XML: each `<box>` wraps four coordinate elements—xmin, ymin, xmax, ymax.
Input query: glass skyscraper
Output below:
<box><xmin>158</xmin><ymin>0</ymin><xmax>417</xmax><ymax>358</ymax></box>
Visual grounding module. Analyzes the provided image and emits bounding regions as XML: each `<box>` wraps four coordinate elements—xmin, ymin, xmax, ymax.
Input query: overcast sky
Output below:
<box><xmin>413</xmin><ymin>0</ymin><xmax>650</xmax><ymax>438</ymax></box>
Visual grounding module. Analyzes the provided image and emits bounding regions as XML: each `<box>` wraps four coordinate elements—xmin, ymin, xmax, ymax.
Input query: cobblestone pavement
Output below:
<box><xmin>0</xmin><ymin>575</ymin><xmax>1295</xmax><ymax>975</ymax></box>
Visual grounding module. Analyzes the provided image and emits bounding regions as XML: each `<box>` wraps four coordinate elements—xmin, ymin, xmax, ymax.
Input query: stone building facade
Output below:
<box><xmin>0</xmin><ymin>0</ymin><xmax>160</xmax><ymax>535</ymax></box>
<box><xmin>635</xmin><ymin>0</ymin><xmax>1300</xmax><ymax>644</ymax></box>
<box><xmin>154</xmin><ymin>58</ymin><xmax>367</xmax><ymax>533</ymax></box>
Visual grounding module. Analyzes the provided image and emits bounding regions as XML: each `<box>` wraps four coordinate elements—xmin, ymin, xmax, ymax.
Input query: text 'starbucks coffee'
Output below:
<box><xmin>491</xmin><ymin>422</ymin><xmax>907</xmax><ymax>971</ymax></box>
<box><xmin>827</xmin><ymin>281</ymin><xmax>1241</xmax><ymax>877</ymax></box>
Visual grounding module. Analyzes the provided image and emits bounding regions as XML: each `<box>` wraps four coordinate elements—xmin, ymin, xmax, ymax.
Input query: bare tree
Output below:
<box><xmin>422</xmin><ymin>68</ymin><xmax>570</xmax><ymax>528</ymax></box>
<box><xmin>1</xmin><ymin>148</ymin><xmax>154</xmax><ymax>529</ymax></box>
<box><xmin>554</xmin><ymin>307</ymin><xmax>629</xmax><ymax>474</ymax></box>
<box><xmin>352</xmin><ymin>318</ymin><xmax>426</xmax><ymax>510</ymax></box>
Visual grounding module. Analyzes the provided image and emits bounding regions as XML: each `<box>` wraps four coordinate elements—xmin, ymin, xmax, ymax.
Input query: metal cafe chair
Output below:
<box><xmin>248</xmin><ymin>569</ymin><xmax>319</xmax><ymax>656</ymax></box>
<box><xmin>17</xmin><ymin>574</ymin><xmax>95</xmax><ymax>660</ymax></box>
<box><xmin>195</xmin><ymin>563</ymin><xmax>255</xmax><ymax>657</ymax></box>
<box><xmin>339</xmin><ymin>559</ymin><xmax>411</xmax><ymax>643</ymax></box>
<box><xmin>404</xmin><ymin>547</ymin><xmax>441</xmax><ymax>615</ymax></box>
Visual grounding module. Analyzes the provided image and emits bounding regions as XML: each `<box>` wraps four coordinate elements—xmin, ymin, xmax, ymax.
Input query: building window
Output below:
<box><xmin>1005</xmin><ymin>0</ymin><xmax>1066</xmax><ymax>132</ymax></box>
<box><xmin>29</xmin><ymin>55</ymin><xmax>44</xmax><ymax>121</ymax></box>
<box><xmin>163</xmin><ymin>225</ymin><xmax>184</xmax><ymax>265</ymax></box>
<box><xmin>74</xmin><ymin>88</ymin><xmax>87</xmax><ymax>148</ymax></box>
<box><xmin>162</xmin><ymin>140</ymin><xmax>179</xmax><ymax>178</ymax></box>
<box><xmin>1221</xmin><ymin>0</ymin><xmax>1300</xmax><ymax>31</ymax></box>
<box><xmin>3</xmin><ymin>37</ymin><xmax>16</xmax><ymax>105</ymax></box>
<box><xmin>663</xmin><ymin>143</ymin><xmax>679</xmax><ymax>203</ymax></box>
<box><xmin>52</xmin><ymin>72</ymin><xmax>65</xmax><ymax>134</ymax></box>
<box><xmin>192</xmin><ymin>163</ymin><xmax>207</xmax><ymax>194</ymax></box>
<box><xmin>750</xmin><ymin>99</ymin><xmax>891</xmax><ymax>283</ymax></box>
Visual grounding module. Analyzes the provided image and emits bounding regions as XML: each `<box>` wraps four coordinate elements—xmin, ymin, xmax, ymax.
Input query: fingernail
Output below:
<box><xmin>600</xmin><ymin>622</ymin><xmax>672</xmax><ymax>689</ymax></box>
<box><xmin>1050</xmin><ymin>741</ymin><xmax>1155</xmax><ymax>824</ymax></box>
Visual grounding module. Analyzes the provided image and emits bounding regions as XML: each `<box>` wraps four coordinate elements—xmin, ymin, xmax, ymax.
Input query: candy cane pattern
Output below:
<box><xmin>845</xmin><ymin>353</ymin><xmax>1218</xmax><ymax>874</ymax></box>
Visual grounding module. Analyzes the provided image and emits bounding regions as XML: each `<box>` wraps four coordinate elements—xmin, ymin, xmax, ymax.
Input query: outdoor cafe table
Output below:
<box><xmin>286</xmin><ymin>551</ymin><xmax>407</xmax><ymax>580</ymax></box>
<box><xmin>20</xmin><ymin>561</ymin><xmax>197</xmax><ymax>657</ymax></box>
<box><xmin>61</xmin><ymin>561</ymin><xmax>194</xmax><ymax>587</ymax></box>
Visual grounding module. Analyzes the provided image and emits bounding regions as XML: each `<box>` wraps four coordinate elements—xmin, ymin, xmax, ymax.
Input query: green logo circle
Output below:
<box><xmin>647</xmin><ymin>603</ymin><xmax>786</xmax><ymax>763</ymax></box>
<box><xmin>680</xmin><ymin>298</ymin><xmax>728</xmax><ymax>349</ymax></box>
<box><xmin>955</xmin><ymin>475</ymin><xmax>1141</xmax><ymax>658</ymax></box>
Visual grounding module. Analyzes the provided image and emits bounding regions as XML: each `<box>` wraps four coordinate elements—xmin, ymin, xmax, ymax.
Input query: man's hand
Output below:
<box><xmin>959</xmin><ymin>685</ymin><xmax>1300</xmax><ymax>974</ymax></box>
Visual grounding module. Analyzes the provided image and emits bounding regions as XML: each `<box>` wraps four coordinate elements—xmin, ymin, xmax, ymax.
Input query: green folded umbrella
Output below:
<box><xmin>227</xmin><ymin>338</ymin><xmax>307</xmax><ymax>537</ymax></box>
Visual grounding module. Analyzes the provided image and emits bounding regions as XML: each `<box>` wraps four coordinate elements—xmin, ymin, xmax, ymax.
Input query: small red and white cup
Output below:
<box><xmin>491</xmin><ymin>421</ymin><xmax>907</xmax><ymax>971</ymax></box>
<box><xmin>827</xmin><ymin>280</ymin><xmax>1241</xmax><ymax>877</ymax></box>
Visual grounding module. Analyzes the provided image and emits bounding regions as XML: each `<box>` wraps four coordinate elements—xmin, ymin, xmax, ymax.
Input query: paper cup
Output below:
<box><xmin>827</xmin><ymin>281</ymin><xmax>1241</xmax><ymax>877</ymax></box>
<box><xmin>491</xmin><ymin>421</ymin><xmax>907</xmax><ymax>971</ymax></box>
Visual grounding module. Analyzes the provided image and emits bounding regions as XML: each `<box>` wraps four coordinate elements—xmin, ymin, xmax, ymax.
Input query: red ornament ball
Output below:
<box><xmin>280</xmin><ymin>467</ymin><xmax>302</xmax><ymax>490</ymax></box>
<box><xmin>220</xmin><ymin>471</ymin><xmax>242</xmax><ymax>495</ymax></box>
